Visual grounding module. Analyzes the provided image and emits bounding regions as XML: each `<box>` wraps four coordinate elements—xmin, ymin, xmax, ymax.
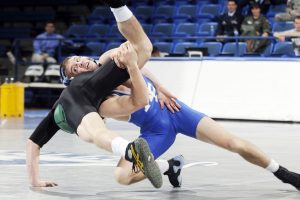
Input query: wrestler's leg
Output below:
<box><xmin>196</xmin><ymin>117</ymin><xmax>271</xmax><ymax>167</ymax></box>
<box><xmin>77</xmin><ymin>112</ymin><xmax>119</xmax><ymax>152</ymax></box>
<box><xmin>196</xmin><ymin>117</ymin><xmax>300</xmax><ymax>190</ymax></box>
<box><xmin>77</xmin><ymin>112</ymin><xmax>162</xmax><ymax>188</ymax></box>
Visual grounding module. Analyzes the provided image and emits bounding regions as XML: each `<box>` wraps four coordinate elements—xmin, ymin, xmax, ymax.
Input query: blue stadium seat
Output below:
<box><xmin>174</xmin><ymin>0</ymin><xmax>194</xmax><ymax>6</ymax></box>
<box><xmin>87</xmin><ymin>24</ymin><xmax>110</xmax><ymax>38</ymax></box>
<box><xmin>134</xmin><ymin>6</ymin><xmax>154</xmax><ymax>22</ymax></box>
<box><xmin>108</xmin><ymin>24</ymin><xmax>124</xmax><ymax>39</ymax></box>
<box><xmin>153</xmin><ymin>42</ymin><xmax>173</xmax><ymax>53</ymax></box>
<box><xmin>197</xmin><ymin>4</ymin><xmax>221</xmax><ymax>20</ymax></box>
<box><xmin>0</xmin><ymin>28</ymin><xmax>31</xmax><ymax>39</ymax></box>
<box><xmin>271</xmin><ymin>42</ymin><xmax>295</xmax><ymax>57</ymax></box>
<box><xmin>64</xmin><ymin>24</ymin><xmax>89</xmax><ymax>38</ymax></box>
<box><xmin>152</xmin><ymin>5</ymin><xmax>175</xmax><ymax>22</ymax></box>
<box><xmin>151</xmin><ymin>23</ymin><xmax>175</xmax><ymax>37</ymax></box>
<box><xmin>262</xmin><ymin>43</ymin><xmax>274</xmax><ymax>57</ymax></box>
<box><xmin>199</xmin><ymin>42</ymin><xmax>222</xmax><ymax>56</ymax></box>
<box><xmin>198</xmin><ymin>22</ymin><xmax>218</xmax><ymax>36</ymax></box>
<box><xmin>153</xmin><ymin>0</ymin><xmax>174</xmax><ymax>6</ymax></box>
<box><xmin>86</xmin><ymin>42</ymin><xmax>106</xmax><ymax>56</ymax></box>
<box><xmin>173</xmin><ymin>42</ymin><xmax>197</xmax><ymax>54</ymax></box>
<box><xmin>174</xmin><ymin>23</ymin><xmax>198</xmax><ymax>37</ymax></box>
<box><xmin>87</xmin><ymin>6</ymin><xmax>114</xmax><ymax>24</ymax></box>
<box><xmin>267</xmin><ymin>4</ymin><xmax>287</xmax><ymax>17</ymax></box>
<box><xmin>105</xmin><ymin>42</ymin><xmax>122</xmax><ymax>51</ymax></box>
<box><xmin>272</xmin><ymin>22</ymin><xmax>294</xmax><ymax>32</ymax></box>
<box><xmin>174</xmin><ymin>5</ymin><xmax>197</xmax><ymax>22</ymax></box>
<box><xmin>222</xmin><ymin>42</ymin><xmax>247</xmax><ymax>56</ymax></box>
<box><xmin>141</xmin><ymin>24</ymin><xmax>153</xmax><ymax>35</ymax></box>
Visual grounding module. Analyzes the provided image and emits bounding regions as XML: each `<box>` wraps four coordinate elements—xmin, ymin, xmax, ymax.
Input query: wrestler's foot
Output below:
<box><xmin>164</xmin><ymin>155</ymin><xmax>184</xmax><ymax>187</ymax></box>
<box><xmin>274</xmin><ymin>166</ymin><xmax>300</xmax><ymax>190</ymax></box>
<box><xmin>125</xmin><ymin>138</ymin><xmax>162</xmax><ymax>188</ymax></box>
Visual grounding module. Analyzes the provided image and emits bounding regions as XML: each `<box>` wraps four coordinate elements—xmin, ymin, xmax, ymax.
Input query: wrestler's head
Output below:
<box><xmin>60</xmin><ymin>56</ymin><xmax>99</xmax><ymax>85</ymax></box>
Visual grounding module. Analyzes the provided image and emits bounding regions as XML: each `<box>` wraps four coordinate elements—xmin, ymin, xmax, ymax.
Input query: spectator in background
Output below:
<box><xmin>31</xmin><ymin>21</ymin><xmax>64</xmax><ymax>63</ymax></box>
<box><xmin>241</xmin><ymin>4</ymin><xmax>271</xmax><ymax>53</ymax></box>
<box><xmin>216</xmin><ymin>0</ymin><xmax>244</xmax><ymax>41</ymax></box>
<box><xmin>275</xmin><ymin>0</ymin><xmax>300</xmax><ymax>21</ymax></box>
<box><xmin>274</xmin><ymin>16</ymin><xmax>300</xmax><ymax>55</ymax></box>
<box><xmin>248</xmin><ymin>0</ymin><xmax>271</xmax><ymax>15</ymax></box>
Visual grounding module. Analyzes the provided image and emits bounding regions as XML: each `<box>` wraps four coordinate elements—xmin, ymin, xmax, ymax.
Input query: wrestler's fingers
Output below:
<box><xmin>166</xmin><ymin>103</ymin><xmax>175</xmax><ymax>113</ymax></box>
<box><xmin>159</xmin><ymin>99</ymin><xmax>165</xmax><ymax>109</ymax></box>
<box><xmin>172</xmin><ymin>99</ymin><xmax>181</xmax><ymax>109</ymax></box>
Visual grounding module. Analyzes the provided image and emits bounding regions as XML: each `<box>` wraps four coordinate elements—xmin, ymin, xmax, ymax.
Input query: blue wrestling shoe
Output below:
<box><xmin>164</xmin><ymin>155</ymin><xmax>184</xmax><ymax>187</ymax></box>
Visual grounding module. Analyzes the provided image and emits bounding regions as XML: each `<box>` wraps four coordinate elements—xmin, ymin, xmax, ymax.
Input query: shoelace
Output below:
<box><xmin>130</xmin><ymin>144</ymin><xmax>144</xmax><ymax>173</ymax></box>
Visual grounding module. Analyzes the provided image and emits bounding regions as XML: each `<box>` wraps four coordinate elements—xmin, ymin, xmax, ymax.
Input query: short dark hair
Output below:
<box><xmin>228</xmin><ymin>0</ymin><xmax>237</xmax><ymax>4</ymax></box>
<box><xmin>295</xmin><ymin>16</ymin><xmax>300</xmax><ymax>20</ymax></box>
<box><xmin>251</xmin><ymin>3</ymin><xmax>261</xmax><ymax>9</ymax></box>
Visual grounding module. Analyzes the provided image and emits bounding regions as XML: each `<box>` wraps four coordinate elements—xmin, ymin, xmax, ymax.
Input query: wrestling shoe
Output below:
<box><xmin>274</xmin><ymin>166</ymin><xmax>300</xmax><ymax>190</ymax></box>
<box><xmin>125</xmin><ymin>138</ymin><xmax>162</xmax><ymax>188</ymax></box>
<box><xmin>163</xmin><ymin>155</ymin><xmax>184</xmax><ymax>187</ymax></box>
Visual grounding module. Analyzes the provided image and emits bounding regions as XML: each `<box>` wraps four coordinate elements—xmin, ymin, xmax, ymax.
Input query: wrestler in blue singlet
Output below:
<box><xmin>114</xmin><ymin>76</ymin><xmax>206</xmax><ymax>159</ymax></box>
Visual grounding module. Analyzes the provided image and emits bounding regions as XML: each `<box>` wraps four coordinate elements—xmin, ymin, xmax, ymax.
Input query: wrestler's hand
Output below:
<box><xmin>32</xmin><ymin>180</ymin><xmax>58</xmax><ymax>187</ymax></box>
<box><xmin>110</xmin><ymin>48</ymin><xmax>126</xmax><ymax>69</ymax></box>
<box><xmin>118</xmin><ymin>42</ymin><xmax>138</xmax><ymax>69</ymax></box>
<box><xmin>157</xmin><ymin>86</ymin><xmax>181</xmax><ymax>113</ymax></box>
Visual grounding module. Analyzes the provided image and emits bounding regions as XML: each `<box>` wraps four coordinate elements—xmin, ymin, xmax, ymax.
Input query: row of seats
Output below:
<box><xmin>1</xmin><ymin>20</ymin><xmax>293</xmax><ymax>40</ymax></box>
<box><xmin>88</xmin><ymin>4</ymin><xmax>286</xmax><ymax>24</ymax></box>
<box><xmin>0</xmin><ymin>11</ymin><xmax>55</xmax><ymax>22</ymax></box>
<box><xmin>64</xmin><ymin>21</ymin><xmax>295</xmax><ymax>39</ymax></box>
<box><xmin>0</xmin><ymin>0</ymin><xmax>78</xmax><ymax>6</ymax></box>
<box><xmin>84</xmin><ymin>41</ymin><xmax>296</xmax><ymax>57</ymax></box>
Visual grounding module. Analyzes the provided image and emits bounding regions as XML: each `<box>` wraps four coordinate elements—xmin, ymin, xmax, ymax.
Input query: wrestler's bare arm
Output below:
<box><xmin>100</xmin><ymin>44</ymin><xmax>148</xmax><ymax>118</ymax></box>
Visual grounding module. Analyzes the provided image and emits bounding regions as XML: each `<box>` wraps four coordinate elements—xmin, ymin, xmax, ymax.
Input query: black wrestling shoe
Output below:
<box><xmin>125</xmin><ymin>138</ymin><xmax>162</xmax><ymax>188</ymax></box>
<box><xmin>164</xmin><ymin>155</ymin><xmax>184</xmax><ymax>187</ymax></box>
<box><xmin>274</xmin><ymin>166</ymin><xmax>300</xmax><ymax>190</ymax></box>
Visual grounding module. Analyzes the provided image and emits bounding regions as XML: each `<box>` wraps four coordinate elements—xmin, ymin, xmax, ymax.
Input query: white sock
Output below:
<box><xmin>110</xmin><ymin>6</ymin><xmax>133</xmax><ymax>22</ymax></box>
<box><xmin>157</xmin><ymin>160</ymin><xmax>169</xmax><ymax>174</ymax></box>
<box><xmin>265</xmin><ymin>159</ymin><xmax>280</xmax><ymax>173</ymax></box>
<box><xmin>111</xmin><ymin>137</ymin><xmax>129</xmax><ymax>158</ymax></box>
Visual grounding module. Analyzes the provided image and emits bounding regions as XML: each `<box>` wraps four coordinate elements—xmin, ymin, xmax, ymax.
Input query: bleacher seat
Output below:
<box><xmin>87</xmin><ymin>6</ymin><xmax>113</xmax><ymax>24</ymax></box>
<box><xmin>151</xmin><ymin>23</ymin><xmax>175</xmax><ymax>37</ymax></box>
<box><xmin>272</xmin><ymin>22</ymin><xmax>294</xmax><ymax>32</ymax></box>
<box><xmin>174</xmin><ymin>5</ymin><xmax>197</xmax><ymax>23</ymax></box>
<box><xmin>141</xmin><ymin>24</ymin><xmax>153</xmax><ymax>35</ymax></box>
<box><xmin>267</xmin><ymin>4</ymin><xmax>287</xmax><ymax>17</ymax></box>
<box><xmin>174</xmin><ymin>23</ymin><xmax>198</xmax><ymax>37</ymax></box>
<box><xmin>64</xmin><ymin>24</ymin><xmax>89</xmax><ymax>38</ymax></box>
<box><xmin>262</xmin><ymin>43</ymin><xmax>274</xmax><ymax>57</ymax></box>
<box><xmin>198</xmin><ymin>22</ymin><xmax>218</xmax><ymax>36</ymax></box>
<box><xmin>173</xmin><ymin>42</ymin><xmax>197</xmax><ymax>54</ymax></box>
<box><xmin>108</xmin><ymin>24</ymin><xmax>124</xmax><ymax>40</ymax></box>
<box><xmin>105</xmin><ymin>42</ymin><xmax>122</xmax><ymax>51</ymax></box>
<box><xmin>152</xmin><ymin>5</ymin><xmax>175</xmax><ymax>23</ymax></box>
<box><xmin>134</xmin><ymin>6</ymin><xmax>154</xmax><ymax>22</ymax></box>
<box><xmin>0</xmin><ymin>28</ymin><xmax>31</xmax><ymax>39</ymax></box>
<box><xmin>86</xmin><ymin>42</ymin><xmax>106</xmax><ymax>56</ymax></box>
<box><xmin>222</xmin><ymin>42</ymin><xmax>247</xmax><ymax>56</ymax></box>
<box><xmin>153</xmin><ymin>42</ymin><xmax>173</xmax><ymax>53</ymax></box>
<box><xmin>197</xmin><ymin>4</ymin><xmax>221</xmax><ymax>20</ymax></box>
<box><xmin>271</xmin><ymin>42</ymin><xmax>295</xmax><ymax>57</ymax></box>
<box><xmin>87</xmin><ymin>24</ymin><xmax>110</xmax><ymax>38</ymax></box>
<box><xmin>199</xmin><ymin>42</ymin><xmax>222</xmax><ymax>56</ymax></box>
